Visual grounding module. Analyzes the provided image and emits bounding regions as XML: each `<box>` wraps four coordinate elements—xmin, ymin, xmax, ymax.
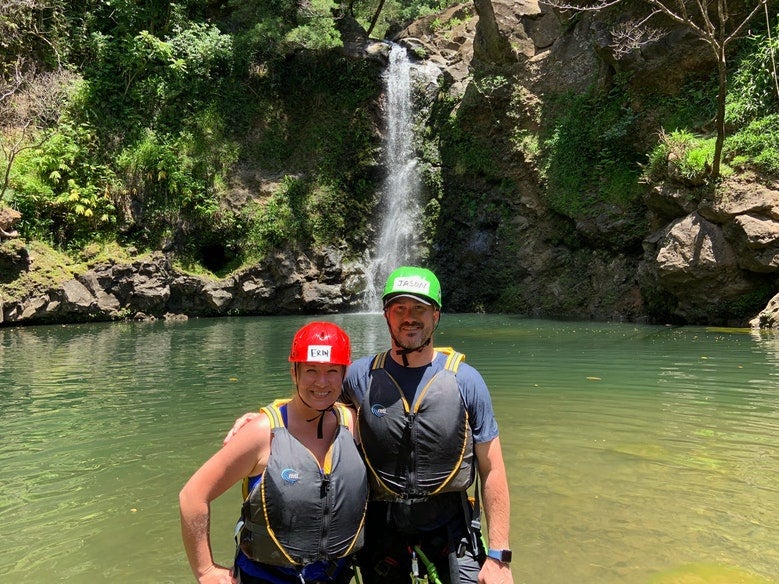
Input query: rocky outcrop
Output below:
<box><xmin>636</xmin><ymin>175</ymin><xmax>779</xmax><ymax>325</ymax></box>
<box><xmin>0</xmin><ymin>248</ymin><xmax>366</xmax><ymax>326</ymax></box>
<box><xmin>0</xmin><ymin>206</ymin><xmax>21</xmax><ymax>239</ymax></box>
<box><xmin>751</xmin><ymin>292</ymin><xmax>779</xmax><ymax>328</ymax></box>
<box><xmin>391</xmin><ymin>0</ymin><xmax>779</xmax><ymax>326</ymax></box>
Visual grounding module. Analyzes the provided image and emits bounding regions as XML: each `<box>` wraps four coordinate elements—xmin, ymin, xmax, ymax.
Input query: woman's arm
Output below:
<box><xmin>180</xmin><ymin>416</ymin><xmax>270</xmax><ymax>582</ymax></box>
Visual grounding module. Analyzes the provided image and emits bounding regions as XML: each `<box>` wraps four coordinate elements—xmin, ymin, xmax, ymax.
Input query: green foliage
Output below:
<box><xmin>306</xmin><ymin>182</ymin><xmax>347</xmax><ymax>245</ymax></box>
<box><xmin>644</xmin><ymin>129</ymin><xmax>718</xmax><ymax>183</ymax></box>
<box><xmin>116</xmin><ymin>130</ymin><xmax>202</xmax><ymax>218</ymax></box>
<box><xmin>643</xmin><ymin>78</ymin><xmax>718</xmax><ymax>132</ymax></box>
<box><xmin>725</xmin><ymin>115</ymin><xmax>779</xmax><ymax>175</ymax></box>
<box><xmin>349</xmin><ymin>0</ymin><xmax>460</xmax><ymax>38</ymax></box>
<box><xmin>541</xmin><ymin>88</ymin><xmax>643</xmax><ymax>217</ymax></box>
<box><xmin>720</xmin><ymin>17</ymin><xmax>779</xmax><ymax>176</ymax></box>
<box><xmin>284</xmin><ymin>0</ymin><xmax>342</xmax><ymax>50</ymax></box>
<box><xmin>726</xmin><ymin>21</ymin><xmax>779</xmax><ymax>126</ymax></box>
<box><xmin>9</xmin><ymin>121</ymin><xmax>117</xmax><ymax>246</ymax></box>
<box><xmin>243</xmin><ymin>176</ymin><xmax>306</xmax><ymax>258</ymax></box>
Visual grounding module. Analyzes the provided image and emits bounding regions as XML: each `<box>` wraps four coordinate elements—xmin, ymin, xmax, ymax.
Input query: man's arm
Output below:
<box><xmin>475</xmin><ymin>437</ymin><xmax>514</xmax><ymax>584</ymax></box>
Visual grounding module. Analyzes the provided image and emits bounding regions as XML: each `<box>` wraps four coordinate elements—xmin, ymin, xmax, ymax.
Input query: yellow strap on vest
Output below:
<box><xmin>261</xmin><ymin>398</ymin><xmax>348</xmax><ymax>428</ymax></box>
<box><xmin>370</xmin><ymin>351</ymin><xmax>389</xmax><ymax>370</ymax></box>
<box><xmin>435</xmin><ymin>346</ymin><xmax>465</xmax><ymax>373</ymax></box>
<box><xmin>370</xmin><ymin>347</ymin><xmax>465</xmax><ymax>372</ymax></box>
<box><xmin>260</xmin><ymin>398</ymin><xmax>290</xmax><ymax>429</ymax></box>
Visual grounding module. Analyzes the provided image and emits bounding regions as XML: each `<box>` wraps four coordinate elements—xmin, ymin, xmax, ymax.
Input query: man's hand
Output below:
<box><xmin>222</xmin><ymin>412</ymin><xmax>261</xmax><ymax>445</ymax></box>
<box><xmin>478</xmin><ymin>557</ymin><xmax>514</xmax><ymax>584</ymax></box>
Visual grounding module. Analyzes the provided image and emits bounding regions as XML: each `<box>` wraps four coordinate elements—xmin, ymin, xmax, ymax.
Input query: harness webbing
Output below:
<box><xmin>370</xmin><ymin>347</ymin><xmax>465</xmax><ymax>373</ymax></box>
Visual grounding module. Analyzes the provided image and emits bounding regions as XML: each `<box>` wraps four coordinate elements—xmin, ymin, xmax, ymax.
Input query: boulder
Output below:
<box><xmin>0</xmin><ymin>206</ymin><xmax>21</xmax><ymax>239</ymax></box>
<box><xmin>750</xmin><ymin>292</ymin><xmax>779</xmax><ymax>329</ymax></box>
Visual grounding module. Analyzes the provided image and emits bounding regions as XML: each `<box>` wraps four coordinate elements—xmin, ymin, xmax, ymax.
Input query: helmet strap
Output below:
<box><xmin>297</xmin><ymin>392</ymin><xmax>334</xmax><ymax>439</ymax></box>
<box><xmin>394</xmin><ymin>336</ymin><xmax>431</xmax><ymax>367</ymax></box>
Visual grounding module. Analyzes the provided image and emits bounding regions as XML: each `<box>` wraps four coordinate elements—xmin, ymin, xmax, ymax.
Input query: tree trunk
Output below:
<box><xmin>712</xmin><ymin>43</ymin><xmax>727</xmax><ymax>180</ymax></box>
<box><xmin>366</xmin><ymin>0</ymin><xmax>386</xmax><ymax>38</ymax></box>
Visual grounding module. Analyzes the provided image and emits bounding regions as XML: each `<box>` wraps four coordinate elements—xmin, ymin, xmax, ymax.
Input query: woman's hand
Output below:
<box><xmin>197</xmin><ymin>563</ymin><xmax>237</xmax><ymax>584</ymax></box>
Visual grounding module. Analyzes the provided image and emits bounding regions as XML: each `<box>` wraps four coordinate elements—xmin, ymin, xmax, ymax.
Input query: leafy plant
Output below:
<box><xmin>541</xmin><ymin>88</ymin><xmax>643</xmax><ymax>217</ymax></box>
<box><xmin>725</xmin><ymin>115</ymin><xmax>779</xmax><ymax>175</ymax></box>
<box><xmin>726</xmin><ymin>21</ymin><xmax>779</xmax><ymax>126</ymax></box>
<box><xmin>9</xmin><ymin>120</ymin><xmax>117</xmax><ymax>246</ymax></box>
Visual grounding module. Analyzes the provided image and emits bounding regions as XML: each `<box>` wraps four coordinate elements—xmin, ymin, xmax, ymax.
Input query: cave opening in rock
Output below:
<box><xmin>200</xmin><ymin>244</ymin><xmax>228</xmax><ymax>273</ymax></box>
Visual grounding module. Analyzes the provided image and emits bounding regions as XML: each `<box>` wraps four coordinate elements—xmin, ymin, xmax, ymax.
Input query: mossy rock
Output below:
<box><xmin>647</xmin><ymin>563</ymin><xmax>776</xmax><ymax>584</ymax></box>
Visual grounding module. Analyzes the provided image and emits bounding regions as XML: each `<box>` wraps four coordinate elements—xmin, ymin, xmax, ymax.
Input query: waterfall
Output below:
<box><xmin>363</xmin><ymin>44</ymin><xmax>424</xmax><ymax>311</ymax></box>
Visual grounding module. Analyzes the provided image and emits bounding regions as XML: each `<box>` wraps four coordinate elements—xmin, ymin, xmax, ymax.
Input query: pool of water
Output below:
<box><xmin>1</xmin><ymin>314</ymin><xmax>777</xmax><ymax>583</ymax></box>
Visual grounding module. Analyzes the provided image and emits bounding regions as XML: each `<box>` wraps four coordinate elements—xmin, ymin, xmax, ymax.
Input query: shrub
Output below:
<box><xmin>725</xmin><ymin>114</ymin><xmax>779</xmax><ymax>175</ymax></box>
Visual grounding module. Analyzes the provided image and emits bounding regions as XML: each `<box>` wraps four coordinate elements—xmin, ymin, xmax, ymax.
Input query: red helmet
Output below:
<box><xmin>289</xmin><ymin>322</ymin><xmax>351</xmax><ymax>366</ymax></box>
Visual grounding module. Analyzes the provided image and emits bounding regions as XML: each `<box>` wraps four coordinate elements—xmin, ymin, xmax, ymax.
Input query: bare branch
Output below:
<box><xmin>724</xmin><ymin>1</ymin><xmax>771</xmax><ymax>47</ymax></box>
<box><xmin>610</xmin><ymin>19</ymin><xmax>664</xmax><ymax>56</ymax></box>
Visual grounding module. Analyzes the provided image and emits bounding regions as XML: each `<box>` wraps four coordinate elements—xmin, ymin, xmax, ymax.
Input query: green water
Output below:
<box><xmin>1</xmin><ymin>314</ymin><xmax>778</xmax><ymax>584</ymax></box>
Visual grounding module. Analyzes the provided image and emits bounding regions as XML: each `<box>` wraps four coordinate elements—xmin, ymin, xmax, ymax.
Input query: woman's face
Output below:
<box><xmin>293</xmin><ymin>363</ymin><xmax>345</xmax><ymax>409</ymax></box>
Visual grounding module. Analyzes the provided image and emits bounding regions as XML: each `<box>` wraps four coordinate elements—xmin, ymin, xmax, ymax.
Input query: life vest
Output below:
<box><xmin>358</xmin><ymin>347</ymin><xmax>475</xmax><ymax>501</ymax></box>
<box><xmin>238</xmin><ymin>399</ymin><xmax>368</xmax><ymax>567</ymax></box>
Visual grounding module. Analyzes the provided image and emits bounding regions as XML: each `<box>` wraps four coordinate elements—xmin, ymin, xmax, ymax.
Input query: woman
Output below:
<box><xmin>180</xmin><ymin>322</ymin><xmax>368</xmax><ymax>584</ymax></box>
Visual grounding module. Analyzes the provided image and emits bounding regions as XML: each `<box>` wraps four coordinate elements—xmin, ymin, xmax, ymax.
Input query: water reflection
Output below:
<box><xmin>1</xmin><ymin>316</ymin><xmax>777</xmax><ymax>583</ymax></box>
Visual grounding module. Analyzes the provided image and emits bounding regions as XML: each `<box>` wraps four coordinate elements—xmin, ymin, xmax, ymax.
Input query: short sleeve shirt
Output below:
<box><xmin>343</xmin><ymin>349</ymin><xmax>499</xmax><ymax>444</ymax></box>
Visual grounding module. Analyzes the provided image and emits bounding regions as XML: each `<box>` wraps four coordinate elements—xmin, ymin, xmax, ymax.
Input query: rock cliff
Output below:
<box><xmin>2</xmin><ymin>0</ymin><xmax>778</xmax><ymax>328</ymax></box>
<box><xmin>391</xmin><ymin>0</ymin><xmax>779</xmax><ymax>326</ymax></box>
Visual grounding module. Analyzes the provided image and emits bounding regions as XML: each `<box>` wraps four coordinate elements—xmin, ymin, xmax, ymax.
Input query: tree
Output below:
<box><xmin>1</xmin><ymin>61</ymin><xmax>78</xmax><ymax>202</ymax></box>
<box><xmin>542</xmin><ymin>0</ymin><xmax>773</xmax><ymax>180</ymax></box>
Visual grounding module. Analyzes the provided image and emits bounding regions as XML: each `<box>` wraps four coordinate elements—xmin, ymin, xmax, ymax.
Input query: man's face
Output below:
<box><xmin>384</xmin><ymin>297</ymin><xmax>439</xmax><ymax>351</ymax></box>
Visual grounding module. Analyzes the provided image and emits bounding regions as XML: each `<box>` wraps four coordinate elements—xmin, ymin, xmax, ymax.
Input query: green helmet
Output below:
<box><xmin>382</xmin><ymin>266</ymin><xmax>442</xmax><ymax>309</ymax></box>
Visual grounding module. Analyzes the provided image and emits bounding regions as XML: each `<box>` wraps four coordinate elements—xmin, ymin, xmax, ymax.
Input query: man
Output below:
<box><xmin>225</xmin><ymin>267</ymin><xmax>513</xmax><ymax>584</ymax></box>
<box><xmin>346</xmin><ymin>266</ymin><xmax>513</xmax><ymax>584</ymax></box>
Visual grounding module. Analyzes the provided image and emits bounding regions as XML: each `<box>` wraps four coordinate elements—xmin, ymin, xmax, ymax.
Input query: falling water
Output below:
<box><xmin>363</xmin><ymin>44</ymin><xmax>424</xmax><ymax>311</ymax></box>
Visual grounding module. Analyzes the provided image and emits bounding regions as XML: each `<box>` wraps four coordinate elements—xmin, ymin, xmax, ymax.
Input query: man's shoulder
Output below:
<box><xmin>349</xmin><ymin>354</ymin><xmax>378</xmax><ymax>372</ymax></box>
<box><xmin>345</xmin><ymin>354</ymin><xmax>380</xmax><ymax>383</ymax></box>
<box><xmin>433</xmin><ymin>349</ymin><xmax>481</xmax><ymax>375</ymax></box>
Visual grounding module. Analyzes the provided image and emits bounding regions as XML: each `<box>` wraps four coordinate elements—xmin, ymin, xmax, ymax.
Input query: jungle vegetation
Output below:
<box><xmin>1</xmin><ymin>0</ymin><xmax>778</xmax><ymax>279</ymax></box>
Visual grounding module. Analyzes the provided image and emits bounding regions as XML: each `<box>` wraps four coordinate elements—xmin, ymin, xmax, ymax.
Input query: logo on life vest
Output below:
<box><xmin>392</xmin><ymin>276</ymin><xmax>431</xmax><ymax>295</ymax></box>
<box><xmin>306</xmin><ymin>345</ymin><xmax>332</xmax><ymax>362</ymax></box>
<box><xmin>281</xmin><ymin>468</ymin><xmax>300</xmax><ymax>484</ymax></box>
<box><xmin>370</xmin><ymin>404</ymin><xmax>388</xmax><ymax>417</ymax></box>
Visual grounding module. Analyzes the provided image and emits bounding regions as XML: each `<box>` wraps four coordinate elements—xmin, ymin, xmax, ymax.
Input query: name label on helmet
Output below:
<box><xmin>393</xmin><ymin>276</ymin><xmax>430</xmax><ymax>294</ymax></box>
<box><xmin>307</xmin><ymin>345</ymin><xmax>332</xmax><ymax>362</ymax></box>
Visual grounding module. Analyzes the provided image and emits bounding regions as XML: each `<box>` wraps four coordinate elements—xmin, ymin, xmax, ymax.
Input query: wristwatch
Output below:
<box><xmin>487</xmin><ymin>549</ymin><xmax>512</xmax><ymax>564</ymax></box>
